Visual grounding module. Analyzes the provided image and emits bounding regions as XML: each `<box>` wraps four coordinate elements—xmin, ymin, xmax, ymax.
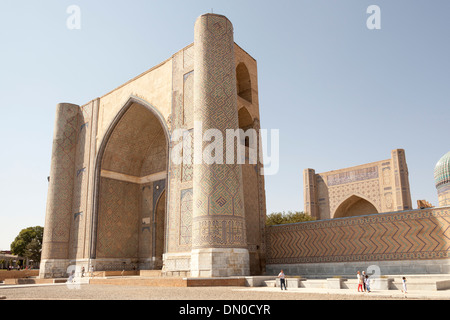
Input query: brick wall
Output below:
<box><xmin>266</xmin><ymin>207</ymin><xmax>450</xmax><ymax>265</ymax></box>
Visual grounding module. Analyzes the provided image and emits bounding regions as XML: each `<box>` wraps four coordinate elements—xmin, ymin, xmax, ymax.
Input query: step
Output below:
<box><xmin>3</xmin><ymin>278</ymin><xmax>67</xmax><ymax>285</ymax></box>
<box><xmin>139</xmin><ymin>270</ymin><xmax>162</xmax><ymax>277</ymax></box>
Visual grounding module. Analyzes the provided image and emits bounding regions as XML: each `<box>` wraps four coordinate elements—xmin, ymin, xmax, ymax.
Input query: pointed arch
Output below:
<box><xmin>238</xmin><ymin>106</ymin><xmax>254</xmax><ymax>130</ymax></box>
<box><xmin>333</xmin><ymin>194</ymin><xmax>379</xmax><ymax>219</ymax></box>
<box><xmin>236</xmin><ymin>62</ymin><xmax>252</xmax><ymax>103</ymax></box>
<box><xmin>89</xmin><ymin>96</ymin><xmax>170</xmax><ymax>260</ymax></box>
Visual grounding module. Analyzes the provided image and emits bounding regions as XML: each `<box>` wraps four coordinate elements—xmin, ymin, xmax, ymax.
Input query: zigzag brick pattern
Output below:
<box><xmin>266</xmin><ymin>208</ymin><xmax>450</xmax><ymax>264</ymax></box>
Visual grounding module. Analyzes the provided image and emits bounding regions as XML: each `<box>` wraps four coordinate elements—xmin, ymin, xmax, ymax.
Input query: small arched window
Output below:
<box><xmin>236</xmin><ymin>63</ymin><xmax>252</xmax><ymax>103</ymax></box>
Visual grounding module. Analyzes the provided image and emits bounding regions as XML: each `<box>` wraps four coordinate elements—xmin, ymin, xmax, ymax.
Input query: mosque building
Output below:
<box><xmin>435</xmin><ymin>151</ymin><xmax>450</xmax><ymax>207</ymax></box>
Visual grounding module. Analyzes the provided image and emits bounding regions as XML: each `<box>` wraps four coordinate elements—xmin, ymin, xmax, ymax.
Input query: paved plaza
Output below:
<box><xmin>1</xmin><ymin>283</ymin><xmax>449</xmax><ymax>300</ymax></box>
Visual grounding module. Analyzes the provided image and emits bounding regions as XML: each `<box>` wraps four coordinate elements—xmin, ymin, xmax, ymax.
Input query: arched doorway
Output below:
<box><xmin>333</xmin><ymin>195</ymin><xmax>378</xmax><ymax>218</ymax></box>
<box><xmin>91</xmin><ymin>98</ymin><xmax>169</xmax><ymax>271</ymax></box>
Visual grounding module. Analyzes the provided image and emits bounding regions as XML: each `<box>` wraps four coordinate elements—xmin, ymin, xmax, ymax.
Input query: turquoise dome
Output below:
<box><xmin>435</xmin><ymin>151</ymin><xmax>450</xmax><ymax>188</ymax></box>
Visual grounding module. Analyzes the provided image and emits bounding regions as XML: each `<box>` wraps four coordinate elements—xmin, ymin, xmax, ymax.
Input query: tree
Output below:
<box><xmin>266</xmin><ymin>211</ymin><xmax>315</xmax><ymax>226</ymax></box>
<box><xmin>24</xmin><ymin>238</ymin><xmax>42</xmax><ymax>264</ymax></box>
<box><xmin>10</xmin><ymin>226</ymin><xmax>44</xmax><ymax>263</ymax></box>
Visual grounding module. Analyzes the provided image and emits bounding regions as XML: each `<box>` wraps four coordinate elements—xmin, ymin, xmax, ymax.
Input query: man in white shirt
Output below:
<box><xmin>277</xmin><ymin>270</ymin><xmax>287</xmax><ymax>290</ymax></box>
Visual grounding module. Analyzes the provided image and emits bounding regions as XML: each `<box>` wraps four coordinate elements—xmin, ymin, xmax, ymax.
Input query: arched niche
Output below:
<box><xmin>333</xmin><ymin>195</ymin><xmax>378</xmax><ymax>219</ymax></box>
<box><xmin>236</xmin><ymin>62</ymin><xmax>252</xmax><ymax>103</ymax></box>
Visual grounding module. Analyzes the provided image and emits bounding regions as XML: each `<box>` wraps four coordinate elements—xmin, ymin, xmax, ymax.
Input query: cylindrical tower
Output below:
<box><xmin>191</xmin><ymin>13</ymin><xmax>249</xmax><ymax>277</ymax></box>
<box><xmin>40</xmin><ymin>103</ymin><xmax>79</xmax><ymax>278</ymax></box>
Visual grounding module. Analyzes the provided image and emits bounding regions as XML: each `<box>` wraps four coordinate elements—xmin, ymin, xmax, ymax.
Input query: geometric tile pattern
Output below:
<box><xmin>307</xmin><ymin>149</ymin><xmax>413</xmax><ymax>220</ymax></box>
<box><xmin>96</xmin><ymin>177</ymin><xmax>140</xmax><ymax>259</ymax></box>
<box><xmin>95</xmin><ymin>103</ymin><xmax>168</xmax><ymax>260</ymax></box>
<box><xmin>327</xmin><ymin>166</ymin><xmax>378</xmax><ymax>186</ymax></box>
<box><xmin>329</xmin><ymin>179</ymin><xmax>381</xmax><ymax>216</ymax></box>
<box><xmin>180</xmin><ymin>189</ymin><xmax>193</xmax><ymax>245</ymax></box>
<box><xmin>181</xmin><ymin>70</ymin><xmax>194</xmax><ymax>183</ymax></box>
<box><xmin>41</xmin><ymin>103</ymin><xmax>79</xmax><ymax>260</ymax></box>
<box><xmin>70</xmin><ymin>102</ymin><xmax>93</xmax><ymax>259</ymax></box>
<box><xmin>266</xmin><ymin>208</ymin><xmax>450</xmax><ymax>264</ymax></box>
<box><xmin>183</xmin><ymin>71</ymin><xmax>194</xmax><ymax>127</ymax></box>
<box><xmin>435</xmin><ymin>151</ymin><xmax>450</xmax><ymax>188</ymax></box>
<box><xmin>102</xmin><ymin>103</ymin><xmax>166</xmax><ymax>177</ymax></box>
<box><xmin>41</xmin><ymin>15</ymin><xmax>268</xmax><ymax>277</ymax></box>
<box><xmin>181</xmin><ymin>129</ymin><xmax>194</xmax><ymax>182</ymax></box>
<box><xmin>192</xmin><ymin>14</ymin><xmax>247</xmax><ymax>249</ymax></box>
<box><xmin>165</xmin><ymin>44</ymin><xmax>196</xmax><ymax>256</ymax></box>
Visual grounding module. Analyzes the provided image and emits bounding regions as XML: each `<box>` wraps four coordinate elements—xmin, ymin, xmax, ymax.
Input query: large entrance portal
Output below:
<box><xmin>92</xmin><ymin>101</ymin><xmax>168</xmax><ymax>271</ymax></box>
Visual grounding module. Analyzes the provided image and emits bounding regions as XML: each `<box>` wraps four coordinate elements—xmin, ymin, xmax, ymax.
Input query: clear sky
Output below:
<box><xmin>0</xmin><ymin>0</ymin><xmax>449</xmax><ymax>250</ymax></box>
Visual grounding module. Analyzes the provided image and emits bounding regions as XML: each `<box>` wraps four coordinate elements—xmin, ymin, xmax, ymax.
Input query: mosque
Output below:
<box><xmin>266</xmin><ymin>150</ymin><xmax>450</xmax><ymax>277</ymax></box>
<box><xmin>435</xmin><ymin>151</ymin><xmax>450</xmax><ymax>207</ymax></box>
<box><xmin>39</xmin><ymin>13</ymin><xmax>449</xmax><ymax>279</ymax></box>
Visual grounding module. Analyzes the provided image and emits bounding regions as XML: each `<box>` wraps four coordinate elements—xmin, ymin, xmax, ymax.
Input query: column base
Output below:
<box><xmin>39</xmin><ymin>259</ymin><xmax>71</xmax><ymax>279</ymax></box>
<box><xmin>190</xmin><ymin>248</ymin><xmax>250</xmax><ymax>277</ymax></box>
<box><xmin>162</xmin><ymin>252</ymin><xmax>191</xmax><ymax>276</ymax></box>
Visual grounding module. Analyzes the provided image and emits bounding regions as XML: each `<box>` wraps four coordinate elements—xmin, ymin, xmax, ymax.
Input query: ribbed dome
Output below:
<box><xmin>435</xmin><ymin>151</ymin><xmax>450</xmax><ymax>188</ymax></box>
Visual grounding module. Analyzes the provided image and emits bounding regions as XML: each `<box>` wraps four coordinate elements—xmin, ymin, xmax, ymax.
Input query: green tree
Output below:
<box><xmin>24</xmin><ymin>238</ymin><xmax>42</xmax><ymax>264</ymax></box>
<box><xmin>10</xmin><ymin>226</ymin><xmax>44</xmax><ymax>263</ymax></box>
<box><xmin>266</xmin><ymin>211</ymin><xmax>315</xmax><ymax>226</ymax></box>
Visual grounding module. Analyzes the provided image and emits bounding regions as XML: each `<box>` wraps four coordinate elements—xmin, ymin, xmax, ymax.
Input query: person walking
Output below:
<box><xmin>90</xmin><ymin>265</ymin><xmax>95</xmax><ymax>278</ymax></box>
<box><xmin>277</xmin><ymin>270</ymin><xmax>287</xmax><ymax>290</ymax></box>
<box><xmin>357</xmin><ymin>271</ymin><xmax>364</xmax><ymax>292</ymax></box>
<box><xmin>362</xmin><ymin>271</ymin><xmax>366</xmax><ymax>291</ymax></box>
<box><xmin>365</xmin><ymin>275</ymin><xmax>371</xmax><ymax>293</ymax></box>
<box><xmin>401</xmin><ymin>277</ymin><xmax>407</xmax><ymax>294</ymax></box>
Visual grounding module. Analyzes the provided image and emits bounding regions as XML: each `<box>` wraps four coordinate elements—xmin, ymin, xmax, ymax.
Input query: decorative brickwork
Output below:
<box><xmin>180</xmin><ymin>189</ymin><xmax>193</xmax><ymax>245</ymax></box>
<box><xmin>96</xmin><ymin>178</ymin><xmax>140</xmax><ymax>259</ymax></box>
<box><xmin>266</xmin><ymin>208</ymin><xmax>450</xmax><ymax>265</ymax></box>
<box><xmin>435</xmin><ymin>152</ymin><xmax>450</xmax><ymax>207</ymax></box>
<box><xmin>40</xmin><ymin>14</ymin><xmax>265</xmax><ymax>278</ymax></box>
<box><xmin>41</xmin><ymin>103</ymin><xmax>80</xmax><ymax>261</ymax></box>
<box><xmin>305</xmin><ymin>149</ymin><xmax>413</xmax><ymax>220</ymax></box>
<box><xmin>192</xmin><ymin>14</ymin><xmax>247</xmax><ymax>250</ymax></box>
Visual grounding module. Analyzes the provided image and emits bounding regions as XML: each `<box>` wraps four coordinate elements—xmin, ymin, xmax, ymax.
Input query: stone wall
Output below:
<box><xmin>0</xmin><ymin>270</ymin><xmax>39</xmax><ymax>282</ymax></box>
<box><xmin>438</xmin><ymin>185</ymin><xmax>450</xmax><ymax>207</ymax></box>
<box><xmin>266</xmin><ymin>207</ymin><xmax>450</xmax><ymax>277</ymax></box>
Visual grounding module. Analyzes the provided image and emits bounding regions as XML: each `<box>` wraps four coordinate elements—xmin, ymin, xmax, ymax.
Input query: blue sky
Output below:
<box><xmin>0</xmin><ymin>0</ymin><xmax>449</xmax><ymax>249</ymax></box>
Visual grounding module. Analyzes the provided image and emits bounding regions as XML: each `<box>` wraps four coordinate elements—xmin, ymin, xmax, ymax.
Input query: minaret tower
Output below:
<box><xmin>191</xmin><ymin>13</ymin><xmax>249</xmax><ymax>277</ymax></box>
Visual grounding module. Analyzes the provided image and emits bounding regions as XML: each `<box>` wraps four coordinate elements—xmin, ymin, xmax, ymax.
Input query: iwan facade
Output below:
<box><xmin>40</xmin><ymin>14</ymin><xmax>267</xmax><ymax>278</ymax></box>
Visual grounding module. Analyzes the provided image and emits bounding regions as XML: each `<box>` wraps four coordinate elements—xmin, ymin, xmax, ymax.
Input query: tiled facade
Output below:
<box><xmin>40</xmin><ymin>13</ymin><xmax>447</xmax><ymax>280</ymax></box>
<box><xmin>304</xmin><ymin>149</ymin><xmax>412</xmax><ymax>220</ymax></box>
<box><xmin>40</xmin><ymin>14</ymin><xmax>266</xmax><ymax>278</ymax></box>
<box><xmin>435</xmin><ymin>152</ymin><xmax>450</xmax><ymax>207</ymax></box>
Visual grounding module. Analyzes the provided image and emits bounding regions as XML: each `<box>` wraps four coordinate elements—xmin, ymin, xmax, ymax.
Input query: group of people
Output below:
<box><xmin>278</xmin><ymin>269</ymin><xmax>408</xmax><ymax>294</ymax></box>
<box><xmin>356</xmin><ymin>271</ymin><xmax>371</xmax><ymax>293</ymax></box>
<box><xmin>357</xmin><ymin>271</ymin><xmax>408</xmax><ymax>294</ymax></box>
<box><xmin>5</xmin><ymin>265</ymin><xmax>33</xmax><ymax>271</ymax></box>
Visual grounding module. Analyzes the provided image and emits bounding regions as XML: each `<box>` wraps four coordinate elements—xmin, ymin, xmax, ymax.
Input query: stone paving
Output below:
<box><xmin>0</xmin><ymin>283</ymin><xmax>449</xmax><ymax>300</ymax></box>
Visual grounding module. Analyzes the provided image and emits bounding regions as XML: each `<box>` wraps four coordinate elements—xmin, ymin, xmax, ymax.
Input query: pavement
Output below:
<box><xmin>242</xmin><ymin>286</ymin><xmax>450</xmax><ymax>300</ymax></box>
<box><xmin>0</xmin><ymin>281</ymin><xmax>449</xmax><ymax>300</ymax></box>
